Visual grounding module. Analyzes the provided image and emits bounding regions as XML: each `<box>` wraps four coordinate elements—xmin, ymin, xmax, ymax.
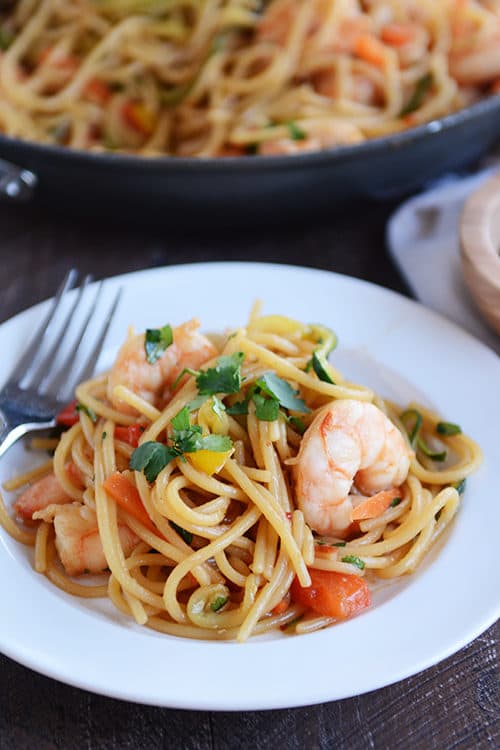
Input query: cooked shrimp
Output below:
<box><xmin>450</xmin><ymin>32</ymin><xmax>500</xmax><ymax>85</ymax></box>
<box><xmin>259</xmin><ymin>119</ymin><xmax>363</xmax><ymax>155</ymax></box>
<box><xmin>34</xmin><ymin>503</ymin><xmax>139</xmax><ymax>576</ymax></box>
<box><xmin>295</xmin><ymin>399</ymin><xmax>411</xmax><ymax>537</ymax></box>
<box><xmin>107</xmin><ymin>318</ymin><xmax>217</xmax><ymax>415</ymax></box>
<box><xmin>13</xmin><ymin>472</ymin><xmax>73</xmax><ymax>523</ymax></box>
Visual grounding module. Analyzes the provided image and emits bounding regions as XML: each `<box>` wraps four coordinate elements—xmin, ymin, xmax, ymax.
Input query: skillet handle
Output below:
<box><xmin>0</xmin><ymin>157</ymin><xmax>37</xmax><ymax>201</ymax></box>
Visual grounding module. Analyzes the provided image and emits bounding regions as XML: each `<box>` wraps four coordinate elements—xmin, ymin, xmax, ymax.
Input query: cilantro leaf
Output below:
<box><xmin>198</xmin><ymin>434</ymin><xmax>233</xmax><ymax>452</ymax></box>
<box><xmin>286</xmin><ymin>121</ymin><xmax>307</xmax><ymax>141</ymax></box>
<box><xmin>341</xmin><ymin>555</ymin><xmax>365</xmax><ymax>570</ymax></box>
<box><xmin>144</xmin><ymin>324</ymin><xmax>173</xmax><ymax>365</ymax></box>
<box><xmin>76</xmin><ymin>403</ymin><xmax>97</xmax><ymax>422</ymax></box>
<box><xmin>170</xmin><ymin>521</ymin><xmax>193</xmax><ymax>545</ymax></box>
<box><xmin>130</xmin><ymin>441</ymin><xmax>177</xmax><ymax>482</ymax></box>
<box><xmin>196</xmin><ymin>352</ymin><xmax>244</xmax><ymax>395</ymax></box>
<box><xmin>173</xmin><ymin>425</ymin><xmax>203</xmax><ymax>454</ymax></box>
<box><xmin>186</xmin><ymin>395</ymin><xmax>209</xmax><ymax>412</ymax></box>
<box><xmin>288</xmin><ymin>416</ymin><xmax>306</xmax><ymax>435</ymax></box>
<box><xmin>226</xmin><ymin>399</ymin><xmax>249</xmax><ymax>416</ymax></box>
<box><xmin>210</xmin><ymin>595</ymin><xmax>228</xmax><ymax>612</ymax></box>
<box><xmin>253</xmin><ymin>394</ymin><xmax>280</xmax><ymax>422</ymax></box>
<box><xmin>255</xmin><ymin>372</ymin><xmax>310</xmax><ymax>413</ymax></box>
<box><xmin>211</xmin><ymin>396</ymin><xmax>226</xmax><ymax>420</ymax></box>
<box><xmin>171</xmin><ymin>407</ymin><xmax>190</xmax><ymax>432</ymax></box>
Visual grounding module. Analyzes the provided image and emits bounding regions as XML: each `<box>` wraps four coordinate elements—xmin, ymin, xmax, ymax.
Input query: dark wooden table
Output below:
<box><xmin>0</xmin><ymin>198</ymin><xmax>498</xmax><ymax>750</ymax></box>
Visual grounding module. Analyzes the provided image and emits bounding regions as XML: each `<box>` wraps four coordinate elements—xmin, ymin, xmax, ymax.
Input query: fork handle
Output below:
<box><xmin>0</xmin><ymin>418</ymin><xmax>57</xmax><ymax>460</ymax></box>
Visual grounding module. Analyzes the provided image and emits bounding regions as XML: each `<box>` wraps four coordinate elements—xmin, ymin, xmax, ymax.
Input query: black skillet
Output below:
<box><xmin>0</xmin><ymin>95</ymin><xmax>499</xmax><ymax>220</ymax></box>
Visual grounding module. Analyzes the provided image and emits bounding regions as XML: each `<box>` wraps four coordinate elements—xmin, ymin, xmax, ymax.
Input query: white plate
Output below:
<box><xmin>0</xmin><ymin>262</ymin><xmax>499</xmax><ymax>710</ymax></box>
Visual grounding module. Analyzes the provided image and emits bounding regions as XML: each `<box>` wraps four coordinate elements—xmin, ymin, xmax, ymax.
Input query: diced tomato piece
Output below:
<box><xmin>84</xmin><ymin>78</ymin><xmax>112</xmax><ymax>105</ymax></box>
<box><xmin>291</xmin><ymin>568</ymin><xmax>371</xmax><ymax>619</ymax></box>
<box><xmin>114</xmin><ymin>424</ymin><xmax>144</xmax><ymax>448</ymax></box>
<box><xmin>122</xmin><ymin>101</ymin><xmax>155</xmax><ymax>136</ymax></box>
<box><xmin>56</xmin><ymin>400</ymin><xmax>79</xmax><ymax>427</ymax></box>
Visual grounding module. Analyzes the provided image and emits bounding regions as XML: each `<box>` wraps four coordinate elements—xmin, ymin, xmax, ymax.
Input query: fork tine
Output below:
<box><xmin>44</xmin><ymin>280</ymin><xmax>103</xmax><ymax>398</ymax></box>
<box><xmin>29</xmin><ymin>274</ymin><xmax>94</xmax><ymax>391</ymax></box>
<box><xmin>68</xmin><ymin>285</ymin><xmax>122</xmax><ymax>394</ymax></box>
<box><xmin>6</xmin><ymin>268</ymin><xmax>78</xmax><ymax>385</ymax></box>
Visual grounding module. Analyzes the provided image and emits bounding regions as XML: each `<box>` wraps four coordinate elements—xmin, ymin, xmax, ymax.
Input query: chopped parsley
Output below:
<box><xmin>226</xmin><ymin>399</ymin><xmax>249</xmax><ymax>416</ymax></box>
<box><xmin>400</xmin><ymin>73</ymin><xmax>433</xmax><ymax>117</ymax></box>
<box><xmin>0</xmin><ymin>28</ymin><xmax>13</xmax><ymax>51</ymax></box>
<box><xmin>130</xmin><ymin>441</ymin><xmax>177</xmax><ymax>483</ymax></box>
<box><xmin>196</xmin><ymin>352</ymin><xmax>244</xmax><ymax>395</ymax></box>
<box><xmin>76</xmin><ymin>403</ymin><xmax>97</xmax><ymax>423</ymax></box>
<box><xmin>453</xmin><ymin>478</ymin><xmax>466</xmax><ymax>495</ymax></box>
<box><xmin>255</xmin><ymin>372</ymin><xmax>310</xmax><ymax>413</ymax></box>
<box><xmin>390</xmin><ymin>496</ymin><xmax>402</xmax><ymax>508</ymax></box>
<box><xmin>211</xmin><ymin>396</ymin><xmax>226</xmax><ymax>420</ymax></box>
<box><xmin>144</xmin><ymin>324</ymin><xmax>173</xmax><ymax>365</ymax></box>
<box><xmin>169</xmin><ymin>521</ymin><xmax>193</xmax><ymax>545</ymax></box>
<box><xmin>436</xmin><ymin>421</ymin><xmax>462</xmax><ymax>437</ymax></box>
<box><xmin>130</xmin><ymin>409</ymin><xmax>233</xmax><ymax>482</ymax></box>
<box><xmin>253</xmin><ymin>393</ymin><xmax>280</xmax><ymax>422</ymax></box>
<box><xmin>333</xmin><ymin>541</ymin><xmax>346</xmax><ymax>547</ymax></box>
<box><xmin>286</xmin><ymin>121</ymin><xmax>307</xmax><ymax>141</ymax></box>
<box><xmin>287</xmin><ymin>416</ymin><xmax>306</xmax><ymax>435</ymax></box>
<box><xmin>210</xmin><ymin>595</ymin><xmax>229</xmax><ymax>612</ymax></box>
<box><xmin>341</xmin><ymin>555</ymin><xmax>365</xmax><ymax>570</ymax></box>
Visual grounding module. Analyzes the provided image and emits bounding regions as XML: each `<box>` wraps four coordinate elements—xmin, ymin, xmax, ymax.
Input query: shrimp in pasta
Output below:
<box><xmin>0</xmin><ymin>308</ymin><xmax>483</xmax><ymax>641</ymax></box>
<box><xmin>294</xmin><ymin>399</ymin><xmax>411</xmax><ymax>537</ymax></box>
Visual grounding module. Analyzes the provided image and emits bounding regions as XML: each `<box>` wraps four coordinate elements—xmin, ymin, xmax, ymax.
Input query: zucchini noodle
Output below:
<box><xmin>0</xmin><ymin>306</ymin><xmax>482</xmax><ymax>641</ymax></box>
<box><xmin>0</xmin><ymin>1</ymin><xmax>499</xmax><ymax>156</ymax></box>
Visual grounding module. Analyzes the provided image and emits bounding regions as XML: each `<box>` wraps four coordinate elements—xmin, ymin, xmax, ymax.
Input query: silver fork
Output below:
<box><xmin>0</xmin><ymin>269</ymin><xmax>121</xmax><ymax>459</ymax></box>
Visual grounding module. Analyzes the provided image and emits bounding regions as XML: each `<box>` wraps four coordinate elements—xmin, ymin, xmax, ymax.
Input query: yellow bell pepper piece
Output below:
<box><xmin>188</xmin><ymin>449</ymin><xmax>232</xmax><ymax>476</ymax></box>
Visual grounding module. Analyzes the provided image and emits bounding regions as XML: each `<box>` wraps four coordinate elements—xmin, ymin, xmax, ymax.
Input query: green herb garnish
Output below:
<box><xmin>288</xmin><ymin>416</ymin><xmax>306</xmax><ymax>435</ymax></box>
<box><xmin>0</xmin><ymin>28</ymin><xmax>13</xmax><ymax>51</ymax></box>
<box><xmin>211</xmin><ymin>395</ymin><xmax>226</xmax><ymax>420</ymax></box>
<box><xmin>256</xmin><ymin>372</ymin><xmax>310</xmax><ymax>413</ymax></box>
<box><xmin>196</xmin><ymin>352</ymin><xmax>244</xmax><ymax>395</ymax></box>
<box><xmin>144</xmin><ymin>324</ymin><xmax>173</xmax><ymax>365</ymax></box>
<box><xmin>400</xmin><ymin>73</ymin><xmax>433</xmax><ymax>116</ymax></box>
<box><xmin>130</xmin><ymin>409</ymin><xmax>233</xmax><ymax>481</ymax></box>
<box><xmin>102</xmin><ymin>431</ymin><xmax>107</xmax><ymax>440</ymax></box>
<box><xmin>286</xmin><ymin>121</ymin><xmax>307</xmax><ymax>141</ymax></box>
<box><xmin>210</xmin><ymin>595</ymin><xmax>229</xmax><ymax>612</ymax></box>
<box><xmin>226</xmin><ymin>399</ymin><xmax>249</xmax><ymax>416</ymax></box>
<box><xmin>453</xmin><ymin>478</ymin><xmax>466</xmax><ymax>495</ymax></box>
<box><xmin>170</xmin><ymin>521</ymin><xmax>193</xmax><ymax>545</ymax></box>
<box><xmin>341</xmin><ymin>555</ymin><xmax>365</xmax><ymax>570</ymax></box>
<box><xmin>76</xmin><ymin>403</ymin><xmax>97</xmax><ymax>423</ymax></box>
<box><xmin>436</xmin><ymin>422</ymin><xmax>462</xmax><ymax>436</ymax></box>
<box><xmin>334</xmin><ymin>541</ymin><xmax>346</xmax><ymax>547</ymax></box>
<box><xmin>390</xmin><ymin>496</ymin><xmax>402</xmax><ymax>507</ymax></box>
<box><xmin>253</xmin><ymin>393</ymin><xmax>280</xmax><ymax>422</ymax></box>
<box><xmin>130</xmin><ymin>441</ymin><xmax>177</xmax><ymax>482</ymax></box>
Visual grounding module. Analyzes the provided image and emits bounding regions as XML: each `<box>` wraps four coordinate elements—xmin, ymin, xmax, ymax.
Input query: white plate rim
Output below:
<box><xmin>0</xmin><ymin>261</ymin><xmax>499</xmax><ymax>711</ymax></box>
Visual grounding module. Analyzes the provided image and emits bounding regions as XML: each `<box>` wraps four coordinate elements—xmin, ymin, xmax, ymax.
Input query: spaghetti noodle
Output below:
<box><xmin>0</xmin><ymin>1</ymin><xmax>499</xmax><ymax>156</ymax></box>
<box><xmin>0</xmin><ymin>307</ymin><xmax>482</xmax><ymax>641</ymax></box>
